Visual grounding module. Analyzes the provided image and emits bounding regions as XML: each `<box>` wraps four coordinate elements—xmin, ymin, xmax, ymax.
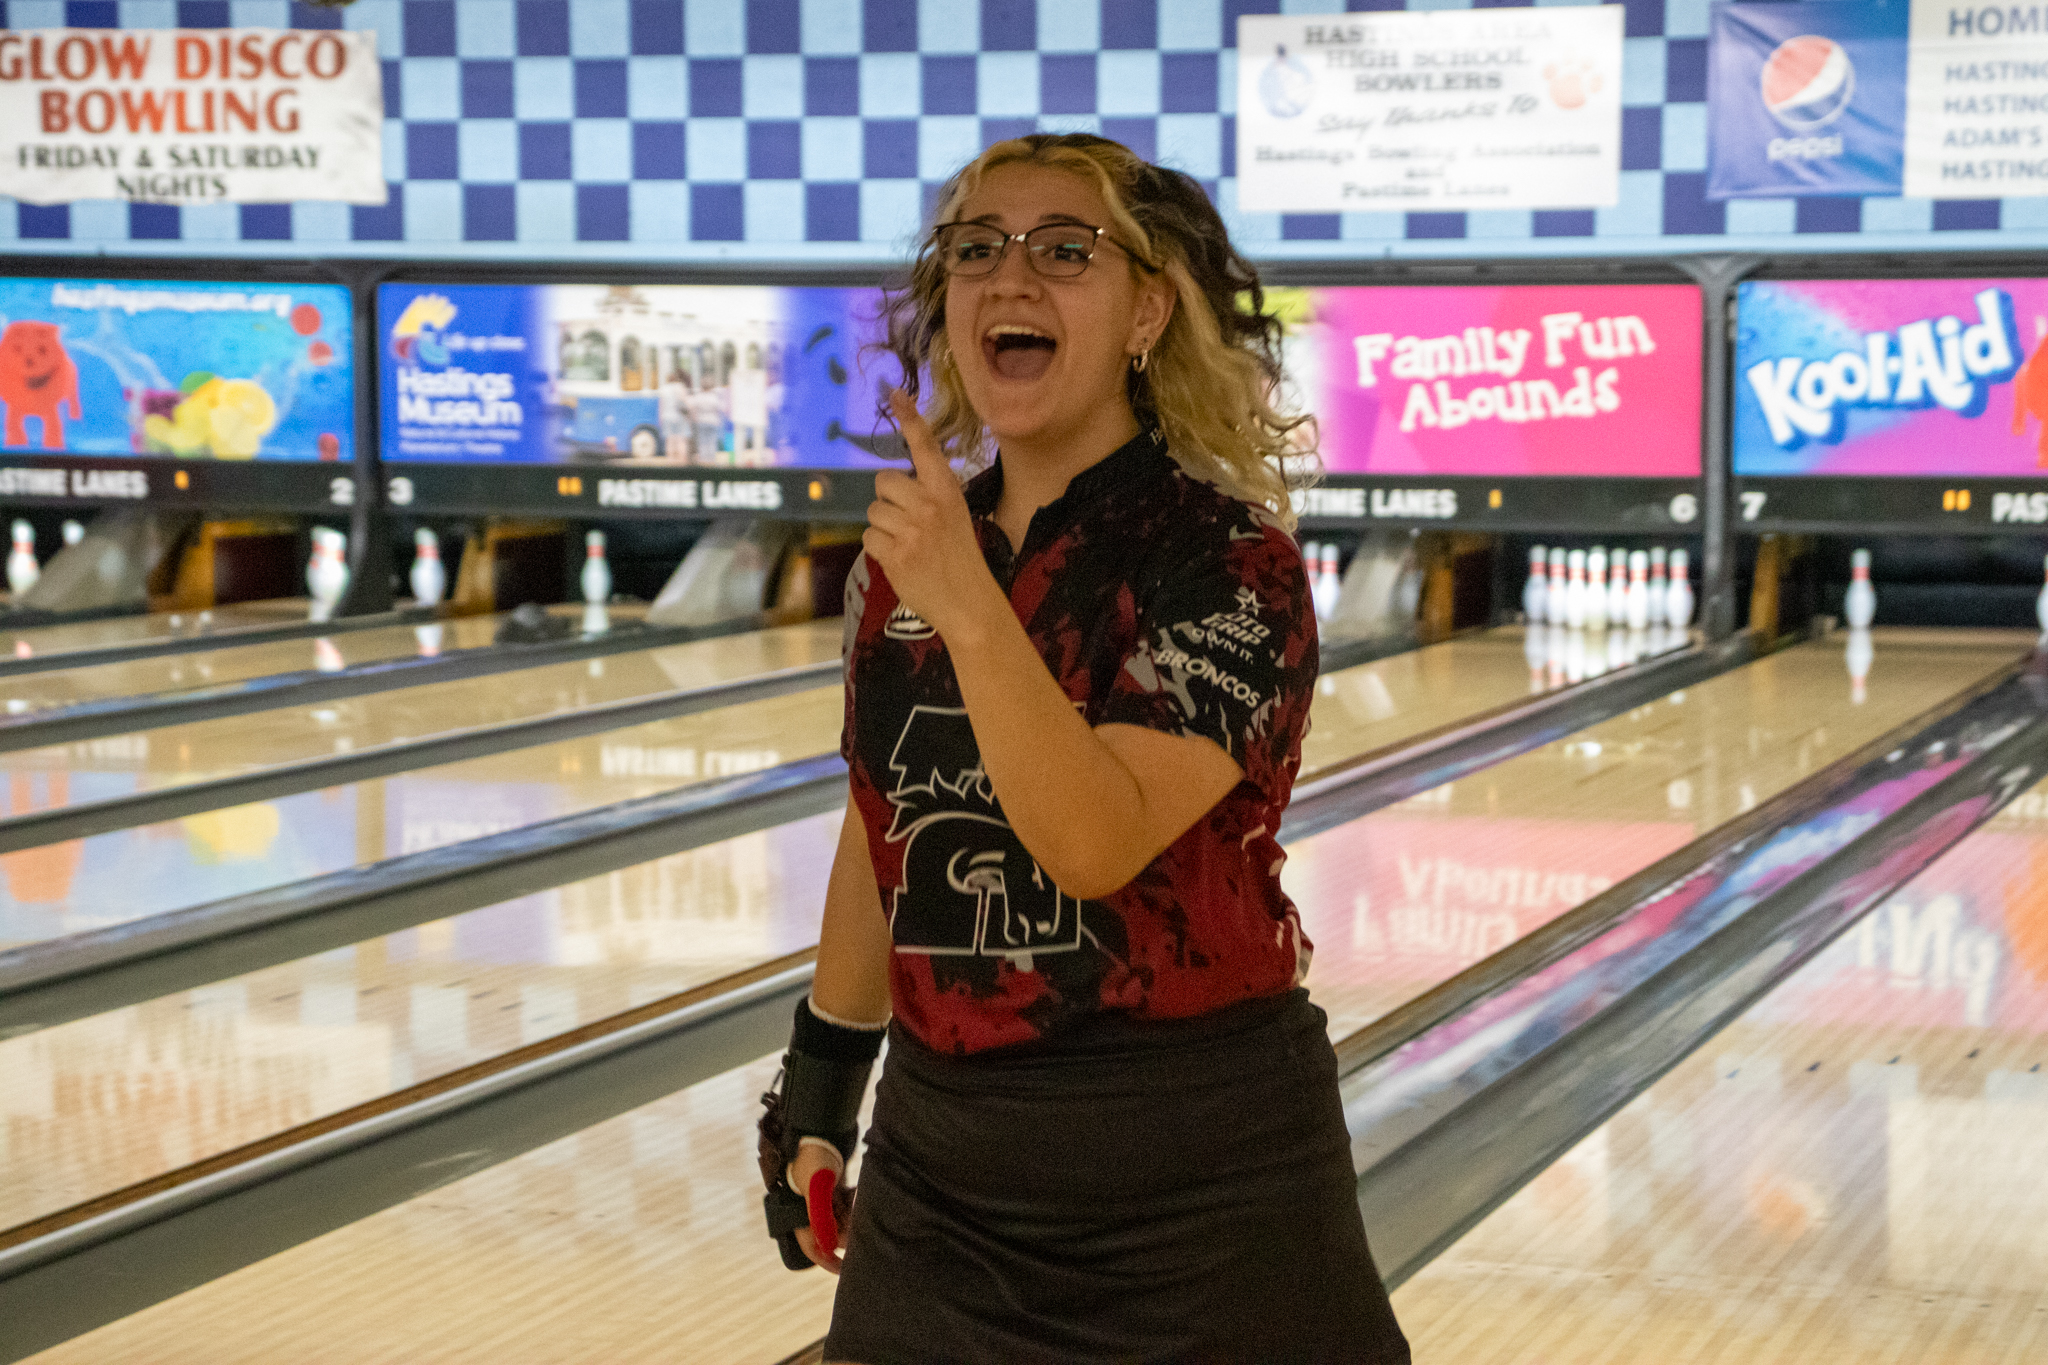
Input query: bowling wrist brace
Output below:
<box><xmin>758</xmin><ymin>996</ymin><xmax>885</xmax><ymax>1270</ymax></box>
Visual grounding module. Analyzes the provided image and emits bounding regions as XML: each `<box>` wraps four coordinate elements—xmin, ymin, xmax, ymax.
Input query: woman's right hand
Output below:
<box><xmin>789</xmin><ymin>1139</ymin><xmax>848</xmax><ymax>1273</ymax></box>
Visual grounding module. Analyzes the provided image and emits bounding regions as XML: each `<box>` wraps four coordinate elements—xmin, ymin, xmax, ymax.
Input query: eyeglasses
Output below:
<box><xmin>931</xmin><ymin>221</ymin><xmax>1152</xmax><ymax>278</ymax></box>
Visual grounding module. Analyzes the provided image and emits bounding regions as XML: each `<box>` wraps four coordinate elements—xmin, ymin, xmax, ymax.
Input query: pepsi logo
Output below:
<box><xmin>1761</xmin><ymin>35</ymin><xmax>1855</xmax><ymax>130</ymax></box>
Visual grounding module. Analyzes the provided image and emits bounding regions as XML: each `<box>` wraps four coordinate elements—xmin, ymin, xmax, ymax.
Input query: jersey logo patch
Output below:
<box><xmin>884</xmin><ymin>601</ymin><xmax>936</xmax><ymax>640</ymax></box>
<box><xmin>883</xmin><ymin>705</ymin><xmax>1083</xmax><ymax>968</ymax></box>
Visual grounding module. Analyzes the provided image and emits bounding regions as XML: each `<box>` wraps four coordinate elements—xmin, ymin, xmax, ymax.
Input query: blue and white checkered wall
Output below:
<box><xmin>3</xmin><ymin>0</ymin><xmax>2046</xmax><ymax>260</ymax></box>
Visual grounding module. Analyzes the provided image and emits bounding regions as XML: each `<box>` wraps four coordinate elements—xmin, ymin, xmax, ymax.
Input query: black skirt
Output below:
<box><xmin>824</xmin><ymin>989</ymin><xmax>1410</xmax><ymax>1365</ymax></box>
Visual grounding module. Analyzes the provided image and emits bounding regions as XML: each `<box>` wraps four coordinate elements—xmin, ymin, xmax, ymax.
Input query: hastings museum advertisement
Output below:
<box><xmin>0</xmin><ymin>27</ymin><xmax>384</xmax><ymax>205</ymax></box>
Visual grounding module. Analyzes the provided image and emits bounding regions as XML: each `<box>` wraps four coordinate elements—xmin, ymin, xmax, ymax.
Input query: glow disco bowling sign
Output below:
<box><xmin>0</xmin><ymin>276</ymin><xmax>353</xmax><ymax>461</ymax></box>
<box><xmin>1706</xmin><ymin>1</ymin><xmax>1907</xmax><ymax>199</ymax></box>
<box><xmin>1278</xmin><ymin>284</ymin><xmax>1702</xmax><ymax>477</ymax></box>
<box><xmin>1734</xmin><ymin>278</ymin><xmax>2048</xmax><ymax>477</ymax></box>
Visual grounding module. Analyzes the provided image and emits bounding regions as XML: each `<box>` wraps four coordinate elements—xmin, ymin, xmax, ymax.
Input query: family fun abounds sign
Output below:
<box><xmin>0</xmin><ymin>28</ymin><xmax>385</xmax><ymax>206</ymax></box>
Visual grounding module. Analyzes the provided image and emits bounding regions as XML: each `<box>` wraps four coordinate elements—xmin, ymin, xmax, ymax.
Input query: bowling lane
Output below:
<box><xmin>8</xmin><ymin>632</ymin><xmax>2031</xmax><ymax>1362</ymax></box>
<box><xmin>1386</xmin><ymin>778</ymin><xmax>2048</xmax><ymax>1364</ymax></box>
<box><xmin>0</xmin><ymin>680</ymin><xmax>845</xmax><ymax>951</ymax></box>
<box><xmin>0</xmin><ymin>608</ymin><xmax>585</xmax><ymax>716</ymax></box>
<box><xmin>0</xmin><ymin>615</ymin><xmax>844</xmax><ymax>811</ymax></box>
<box><xmin>2</xmin><ymin>599</ymin><xmax>315</xmax><ymax>662</ymax></box>
<box><xmin>1294</xmin><ymin>628</ymin><xmax>2038</xmax><ymax>1041</ymax></box>
<box><xmin>0</xmin><ymin>625</ymin><xmax>1693</xmax><ymax>1219</ymax></box>
<box><xmin>0</xmin><ymin>623</ymin><xmax>1555</xmax><ymax>946</ymax></box>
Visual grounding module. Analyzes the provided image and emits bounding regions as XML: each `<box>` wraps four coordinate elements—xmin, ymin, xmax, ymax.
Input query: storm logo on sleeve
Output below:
<box><xmin>883</xmin><ymin>705</ymin><xmax>1083</xmax><ymax>968</ymax></box>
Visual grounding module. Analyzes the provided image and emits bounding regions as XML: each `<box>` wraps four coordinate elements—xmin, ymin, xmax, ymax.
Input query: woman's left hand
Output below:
<box><xmin>863</xmin><ymin>390</ymin><xmax>1003</xmax><ymax>643</ymax></box>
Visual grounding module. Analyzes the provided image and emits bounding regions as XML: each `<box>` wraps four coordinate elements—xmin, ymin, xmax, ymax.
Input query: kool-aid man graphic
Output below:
<box><xmin>0</xmin><ymin>322</ymin><xmax>82</xmax><ymax>449</ymax></box>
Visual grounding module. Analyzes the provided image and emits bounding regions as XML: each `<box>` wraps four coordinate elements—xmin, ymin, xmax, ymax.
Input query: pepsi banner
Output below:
<box><xmin>1707</xmin><ymin>1</ymin><xmax>1909</xmax><ymax>200</ymax></box>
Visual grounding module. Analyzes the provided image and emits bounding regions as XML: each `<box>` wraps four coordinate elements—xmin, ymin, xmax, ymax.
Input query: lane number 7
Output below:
<box><xmin>1739</xmin><ymin>491</ymin><xmax>1767</xmax><ymax>522</ymax></box>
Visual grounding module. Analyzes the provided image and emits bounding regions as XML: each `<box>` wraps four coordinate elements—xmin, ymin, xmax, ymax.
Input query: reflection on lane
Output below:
<box><xmin>1</xmin><ymin>599</ymin><xmax>311</xmax><ymax>662</ymax></box>
<box><xmin>0</xmin><ymin>809</ymin><xmax>842</xmax><ymax>1231</ymax></box>
<box><xmin>9</xmin><ymin>632</ymin><xmax>2040</xmax><ymax>1363</ymax></box>
<box><xmin>0</xmin><ymin>688</ymin><xmax>839</xmax><ymax>949</ymax></box>
<box><xmin>1293</xmin><ymin>631</ymin><xmax>2034</xmax><ymax>1040</ymax></box>
<box><xmin>0</xmin><ymin>613</ymin><xmax>535</xmax><ymax>717</ymax></box>
<box><xmin>1387</xmin><ymin>779</ymin><xmax>2048</xmax><ymax>1365</ymax></box>
<box><xmin>0</xmin><ymin>616</ymin><xmax>847</xmax><ymax>805</ymax></box>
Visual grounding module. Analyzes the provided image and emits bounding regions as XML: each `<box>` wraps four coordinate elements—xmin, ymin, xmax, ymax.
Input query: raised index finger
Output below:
<box><xmin>888</xmin><ymin>388</ymin><xmax>955</xmax><ymax>490</ymax></box>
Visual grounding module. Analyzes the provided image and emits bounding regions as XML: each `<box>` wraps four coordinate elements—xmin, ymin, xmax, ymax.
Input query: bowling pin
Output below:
<box><xmin>2037</xmin><ymin>553</ymin><xmax>2048</xmax><ymax>637</ymax></box>
<box><xmin>1666</xmin><ymin>549</ymin><xmax>1695</xmax><ymax>632</ymax></box>
<box><xmin>409</xmin><ymin>528</ymin><xmax>447</xmax><ymax>607</ymax></box>
<box><xmin>1625</xmin><ymin>550</ymin><xmax>1650</xmax><ymax>630</ymax></box>
<box><xmin>1546</xmin><ymin>548</ymin><xmax>1568</xmax><ymax>625</ymax></box>
<box><xmin>1524</xmin><ymin>621</ymin><xmax>1548</xmax><ymax>692</ymax></box>
<box><xmin>1301</xmin><ymin>541</ymin><xmax>1320</xmax><ymax>602</ymax></box>
<box><xmin>1845</xmin><ymin>547</ymin><xmax>1876</xmax><ymax>629</ymax></box>
<box><xmin>582</xmin><ymin>601</ymin><xmax>611</xmax><ymax>636</ymax></box>
<box><xmin>1320</xmin><ymin>543</ymin><xmax>1342</xmax><ymax>621</ymax></box>
<box><xmin>581</xmin><ymin>529</ymin><xmax>612</xmax><ymax>606</ymax></box>
<box><xmin>7</xmin><ymin>520</ymin><xmax>38</xmax><ymax>596</ymax></box>
<box><xmin>1647</xmin><ymin>547</ymin><xmax>1667</xmax><ymax>628</ymax></box>
<box><xmin>1524</xmin><ymin>545</ymin><xmax>1548</xmax><ymax>623</ymax></box>
<box><xmin>1606</xmin><ymin>553</ymin><xmax>1628</xmax><ymax>626</ymax></box>
<box><xmin>1565</xmin><ymin>550</ymin><xmax>1588</xmax><ymax>628</ymax></box>
<box><xmin>60</xmin><ymin>519</ymin><xmax>83</xmax><ymax>546</ymax></box>
<box><xmin>307</xmin><ymin>528</ymin><xmax>350</xmax><ymax>623</ymax></box>
<box><xmin>1585</xmin><ymin>548</ymin><xmax>1608</xmax><ymax>630</ymax></box>
<box><xmin>1846</xmin><ymin>627</ymin><xmax>1873</xmax><ymax>704</ymax></box>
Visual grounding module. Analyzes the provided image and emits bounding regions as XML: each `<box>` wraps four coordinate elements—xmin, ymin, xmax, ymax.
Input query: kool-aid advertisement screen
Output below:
<box><xmin>0</xmin><ymin>278</ymin><xmax>353</xmax><ymax>461</ymax></box>
<box><xmin>1735</xmin><ymin>279</ymin><xmax>2048</xmax><ymax>477</ymax></box>
<box><xmin>378</xmin><ymin>283</ymin><xmax>900</xmax><ymax>470</ymax></box>
<box><xmin>1275</xmin><ymin>283</ymin><xmax>1703</xmax><ymax>478</ymax></box>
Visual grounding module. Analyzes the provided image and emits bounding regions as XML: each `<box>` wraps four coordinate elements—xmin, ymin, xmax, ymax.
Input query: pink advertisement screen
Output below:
<box><xmin>1280</xmin><ymin>284</ymin><xmax>1704</xmax><ymax>478</ymax></box>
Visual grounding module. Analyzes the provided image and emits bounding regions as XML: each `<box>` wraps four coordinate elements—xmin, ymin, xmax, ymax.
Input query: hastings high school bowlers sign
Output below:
<box><xmin>0</xmin><ymin>27</ymin><xmax>385</xmax><ymax>206</ymax></box>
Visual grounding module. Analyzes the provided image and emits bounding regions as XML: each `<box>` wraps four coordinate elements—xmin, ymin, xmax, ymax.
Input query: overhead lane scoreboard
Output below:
<box><xmin>1276</xmin><ymin>281</ymin><xmax>1706</xmax><ymax>533</ymax></box>
<box><xmin>1734</xmin><ymin>276</ymin><xmax>2048</xmax><ymax>532</ymax></box>
<box><xmin>374</xmin><ymin>281</ymin><xmax>900</xmax><ymax>520</ymax></box>
<box><xmin>0</xmin><ymin>273</ymin><xmax>357</xmax><ymax>511</ymax></box>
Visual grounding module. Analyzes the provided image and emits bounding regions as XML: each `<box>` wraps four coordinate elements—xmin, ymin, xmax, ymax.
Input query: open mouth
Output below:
<box><xmin>983</xmin><ymin>324</ymin><xmax>1057</xmax><ymax>383</ymax></box>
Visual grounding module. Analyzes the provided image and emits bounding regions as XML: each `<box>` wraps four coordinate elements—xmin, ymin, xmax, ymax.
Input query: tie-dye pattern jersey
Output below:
<box><xmin>840</xmin><ymin>429</ymin><xmax>1320</xmax><ymax>1055</ymax></box>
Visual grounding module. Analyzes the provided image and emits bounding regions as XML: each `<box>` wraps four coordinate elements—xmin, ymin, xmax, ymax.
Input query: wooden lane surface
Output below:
<box><xmin>1298</xmin><ymin>629</ymin><xmax>2040</xmax><ymax>1041</ymax></box>
<box><xmin>0</xmin><ymin>614</ymin><xmax>843</xmax><ymax>821</ymax></box>
<box><xmin>2</xmin><ymin>600</ymin><xmax>311</xmax><ymax>660</ymax></box>
<box><xmin>0</xmin><ymin>613</ymin><xmax>579</xmax><ymax>717</ymax></box>
<box><xmin>0</xmin><ymin>628</ymin><xmax>1561</xmax><ymax>1231</ymax></box>
<box><xmin>0</xmin><ymin>625</ymin><xmax>1546</xmax><ymax>951</ymax></box>
<box><xmin>1387</xmin><ymin>770</ymin><xmax>2048</xmax><ymax>1365</ymax></box>
<box><xmin>13</xmin><ymin>632</ymin><xmax>2034</xmax><ymax>1362</ymax></box>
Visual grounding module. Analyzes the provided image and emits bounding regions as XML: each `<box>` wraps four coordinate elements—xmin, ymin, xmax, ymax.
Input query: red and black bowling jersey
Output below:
<box><xmin>841</xmin><ymin>428</ymin><xmax>1320</xmax><ymax>1055</ymax></box>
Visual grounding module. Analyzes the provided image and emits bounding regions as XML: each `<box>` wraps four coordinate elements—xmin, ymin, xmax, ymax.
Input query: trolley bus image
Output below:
<box><xmin>551</xmin><ymin>285</ymin><xmax>781</xmax><ymax>465</ymax></box>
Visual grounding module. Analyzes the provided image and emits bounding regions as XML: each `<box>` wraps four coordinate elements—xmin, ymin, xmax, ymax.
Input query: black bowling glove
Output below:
<box><xmin>757</xmin><ymin>996</ymin><xmax>884</xmax><ymax>1270</ymax></box>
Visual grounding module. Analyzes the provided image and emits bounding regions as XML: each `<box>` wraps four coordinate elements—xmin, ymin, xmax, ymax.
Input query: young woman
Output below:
<box><xmin>758</xmin><ymin>134</ymin><xmax>1411</xmax><ymax>1365</ymax></box>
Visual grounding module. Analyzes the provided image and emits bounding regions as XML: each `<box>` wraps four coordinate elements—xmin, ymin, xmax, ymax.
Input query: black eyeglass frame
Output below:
<box><xmin>929</xmin><ymin>220</ymin><xmax>1159</xmax><ymax>278</ymax></box>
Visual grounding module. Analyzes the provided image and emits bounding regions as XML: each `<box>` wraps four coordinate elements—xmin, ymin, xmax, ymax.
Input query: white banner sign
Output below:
<box><xmin>0</xmin><ymin>28</ymin><xmax>385</xmax><ymax>206</ymax></box>
<box><xmin>1236</xmin><ymin>9</ymin><xmax>1623</xmax><ymax>214</ymax></box>
<box><xmin>1904</xmin><ymin>4</ymin><xmax>2048</xmax><ymax>200</ymax></box>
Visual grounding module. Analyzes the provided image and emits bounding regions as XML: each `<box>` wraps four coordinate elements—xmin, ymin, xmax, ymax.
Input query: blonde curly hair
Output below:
<box><xmin>879</xmin><ymin>134</ymin><xmax>1315</xmax><ymax>528</ymax></box>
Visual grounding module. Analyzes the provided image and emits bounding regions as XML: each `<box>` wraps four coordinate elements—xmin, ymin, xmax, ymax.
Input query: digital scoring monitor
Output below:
<box><xmin>377</xmin><ymin>282</ymin><xmax>901</xmax><ymax>518</ymax></box>
<box><xmin>0</xmin><ymin>275</ymin><xmax>355</xmax><ymax>510</ymax></box>
<box><xmin>1734</xmin><ymin>277</ymin><xmax>2048</xmax><ymax>529</ymax></box>
<box><xmin>1276</xmin><ymin>282</ymin><xmax>1704</xmax><ymax>529</ymax></box>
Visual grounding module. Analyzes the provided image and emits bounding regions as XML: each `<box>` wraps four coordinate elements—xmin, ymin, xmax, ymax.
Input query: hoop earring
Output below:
<box><xmin>1131</xmin><ymin>348</ymin><xmax>1150</xmax><ymax>374</ymax></box>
